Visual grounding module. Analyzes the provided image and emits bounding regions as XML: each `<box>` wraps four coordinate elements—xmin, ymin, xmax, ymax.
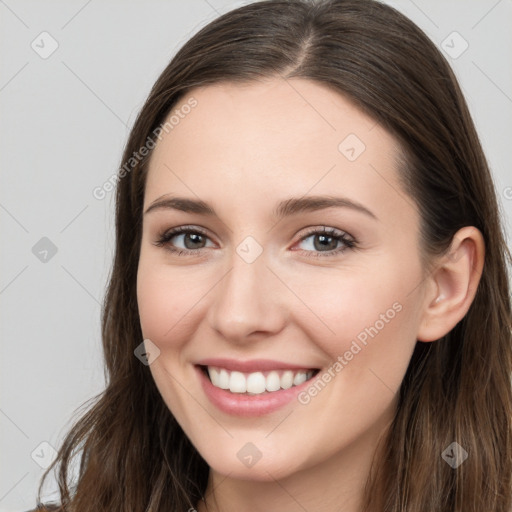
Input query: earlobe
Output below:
<box><xmin>416</xmin><ymin>226</ymin><xmax>485</xmax><ymax>343</ymax></box>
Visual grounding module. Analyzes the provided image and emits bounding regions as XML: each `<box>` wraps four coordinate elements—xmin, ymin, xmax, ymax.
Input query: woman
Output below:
<box><xmin>33</xmin><ymin>0</ymin><xmax>512</xmax><ymax>511</ymax></box>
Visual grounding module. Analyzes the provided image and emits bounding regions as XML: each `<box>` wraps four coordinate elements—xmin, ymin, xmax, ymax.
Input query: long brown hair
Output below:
<box><xmin>37</xmin><ymin>0</ymin><xmax>512</xmax><ymax>510</ymax></box>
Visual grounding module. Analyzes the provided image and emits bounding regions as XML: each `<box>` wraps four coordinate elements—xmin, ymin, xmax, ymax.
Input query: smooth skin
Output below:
<box><xmin>136</xmin><ymin>77</ymin><xmax>484</xmax><ymax>512</ymax></box>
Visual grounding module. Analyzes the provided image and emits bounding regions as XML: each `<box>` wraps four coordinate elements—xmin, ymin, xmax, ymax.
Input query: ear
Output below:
<box><xmin>416</xmin><ymin>226</ymin><xmax>485</xmax><ymax>342</ymax></box>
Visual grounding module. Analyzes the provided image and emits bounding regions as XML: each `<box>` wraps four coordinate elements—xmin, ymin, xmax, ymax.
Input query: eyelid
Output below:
<box><xmin>296</xmin><ymin>225</ymin><xmax>353</xmax><ymax>241</ymax></box>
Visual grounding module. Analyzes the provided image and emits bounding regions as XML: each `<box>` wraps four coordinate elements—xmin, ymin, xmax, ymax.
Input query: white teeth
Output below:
<box><xmin>266</xmin><ymin>371</ymin><xmax>281</xmax><ymax>392</ymax></box>
<box><xmin>209</xmin><ymin>367</ymin><xmax>220</xmax><ymax>387</ymax></box>
<box><xmin>218</xmin><ymin>369</ymin><xmax>230</xmax><ymax>389</ymax></box>
<box><xmin>281</xmin><ymin>370</ymin><xmax>294</xmax><ymax>389</ymax></box>
<box><xmin>247</xmin><ymin>372</ymin><xmax>266</xmax><ymax>394</ymax></box>
<box><xmin>206</xmin><ymin>366</ymin><xmax>315</xmax><ymax>395</ymax></box>
<box><xmin>229</xmin><ymin>371</ymin><xmax>247</xmax><ymax>393</ymax></box>
<box><xmin>293</xmin><ymin>371</ymin><xmax>308</xmax><ymax>386</ymax></box>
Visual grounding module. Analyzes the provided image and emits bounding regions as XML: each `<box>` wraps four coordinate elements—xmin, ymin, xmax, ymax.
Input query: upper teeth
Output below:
<box><xmin>207</xmin><ymin>366</ymin><xmax>314</xmax><ymax>394</ymax></box>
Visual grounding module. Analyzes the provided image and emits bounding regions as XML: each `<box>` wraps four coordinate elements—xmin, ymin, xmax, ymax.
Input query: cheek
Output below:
<box><xmin>136</xmin><ymin>261</ymin><xmax>197</xmax><ymax>349</ymax></box>
<box><xmin>289</xmin><ymin>257</ymin><xmax>422</xmax><ymax>381</ymax></box>
<box><xmin>136</xmin><ymin>261</ymin><xmax>203</xmax><ymax>421</ymax></box>
<box><xmin>137</xmin><ymin>269</ymin><xmax>170</xmax><ymax>342</ymax></box>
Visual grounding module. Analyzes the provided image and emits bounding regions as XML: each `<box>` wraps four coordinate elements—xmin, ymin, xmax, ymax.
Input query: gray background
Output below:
<box><xmin>1</xmin><ymin>1</ymin><xmax>511</xmax><ymax>510</ymax></box>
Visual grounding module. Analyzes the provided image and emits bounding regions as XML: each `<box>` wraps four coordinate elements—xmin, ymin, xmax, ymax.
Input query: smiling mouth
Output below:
<box><xmin>198</xmin><ymin>365</ymin><xmax>320</xmax><ymax>395</ymax></box>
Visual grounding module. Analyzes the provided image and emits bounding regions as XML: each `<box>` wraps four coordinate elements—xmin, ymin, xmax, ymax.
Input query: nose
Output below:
<box><xmin>206</xmin><ymin>248</ymin><xmax>287</xmax><ymax>344</ymax></box>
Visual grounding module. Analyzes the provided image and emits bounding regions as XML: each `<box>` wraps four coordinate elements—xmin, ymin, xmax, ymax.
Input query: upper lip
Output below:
<box><xmin>196</xmin><ymin>358</ymin><xmax>318</xmax><ymax>373</ymax></box>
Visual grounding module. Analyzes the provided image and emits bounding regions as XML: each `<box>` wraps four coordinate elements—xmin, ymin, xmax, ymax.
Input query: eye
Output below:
<box><xmin>153</xmin><ymin>225</ymin><xmax>357</xmax><ymax>258</ymax></box>
<box><xmin>153</xmin><ymin>225</ymin><xmax>214</xmax><ymax>256</ymax></box>
<box><xmin>293</xmin><ymin>227</ymin><xmax>356</xmax><ymax>258</ymax></box>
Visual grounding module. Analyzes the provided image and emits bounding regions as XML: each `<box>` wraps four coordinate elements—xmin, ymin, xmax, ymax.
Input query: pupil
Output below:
<box><xmin>185</xmin><ymin>233</ymin><xmax>204</xmax><ymax>249</ymax></box>
<box><xmin>314</xmin><ymin>234</ymin><xmax>336</xmax><ymax>251</ymax></box>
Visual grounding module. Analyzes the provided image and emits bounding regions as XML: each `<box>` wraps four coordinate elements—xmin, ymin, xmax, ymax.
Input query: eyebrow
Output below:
<box><xmin>144</xmin><ymin>194</ymin><xmax>377</xmax><ymax>220</ymax></box>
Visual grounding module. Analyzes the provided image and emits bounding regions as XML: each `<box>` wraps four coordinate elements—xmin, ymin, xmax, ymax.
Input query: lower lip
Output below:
<box><xmin>196</xmin><ymin>366</ymin><xmax>316</xmax><ymax>417</ymax></box>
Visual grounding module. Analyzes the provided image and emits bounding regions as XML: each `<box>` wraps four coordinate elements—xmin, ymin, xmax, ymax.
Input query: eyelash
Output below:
<box><xmin>153</xmin><ymin>225</ymin><xmax>357</xmax><ymax>258</ymax></box>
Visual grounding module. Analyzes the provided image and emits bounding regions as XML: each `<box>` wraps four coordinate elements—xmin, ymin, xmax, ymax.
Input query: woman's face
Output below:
<box><xmin>137</xmin><ymin>78</ymin><xmax>429</xmax><ymax>481</ymax></box>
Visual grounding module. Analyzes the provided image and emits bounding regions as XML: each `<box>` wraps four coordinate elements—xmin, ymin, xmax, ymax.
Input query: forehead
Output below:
<box><xmin>144</xmin><ymin>78</ymin><xmax>416</xmax><ymax>226</ymax></box>
<box><xmin>162</xmin><ymin>78</ymin><xmax>384</xmax><ymax>159</ymax></box>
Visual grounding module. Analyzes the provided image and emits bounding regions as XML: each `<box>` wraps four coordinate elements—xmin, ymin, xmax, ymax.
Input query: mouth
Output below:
<box><xmin>198</xmin><ymin>365</ymin><xmax>320</xmax><ymax>395</ymax></box>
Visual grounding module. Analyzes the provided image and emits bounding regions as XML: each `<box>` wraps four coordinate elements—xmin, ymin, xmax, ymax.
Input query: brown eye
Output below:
<box><xmin>295</xmin><ymin>227</ymin><xmax>356</xmax><ymax>258</ymax></box>
<box><xmin>180</xmin><ymin>232</ymin><xmax>207</xmax><ymax>249</ymax></box>
<box><xmin>154</xmin><ymin>226</ymin><xmax>214</xmax><ymax>256</ymax></box>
